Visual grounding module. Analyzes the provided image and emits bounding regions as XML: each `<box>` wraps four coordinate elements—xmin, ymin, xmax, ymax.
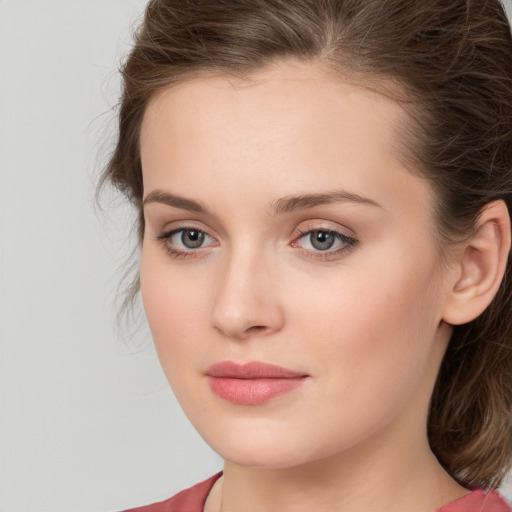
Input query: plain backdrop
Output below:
<box><xmin>1</xmin><ymin>1</ymin><xmax>512</xmax><ymax>511</ymax></box>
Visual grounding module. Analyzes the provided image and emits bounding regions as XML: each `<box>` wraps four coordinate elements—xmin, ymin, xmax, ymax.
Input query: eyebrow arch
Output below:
<box><xmin>143</xmin><ymin>190</ymin><xmax>209</xmax><ymax>214</ymax></box>
<box><xmin>143</xmin><ymin>188</ymin><xmax>383</xmax><ymax>216</ymax></box>
<box><xmin>271</xmin><ymin>190</ymin><xmax>383</xmax><ymax>214</ymax></box>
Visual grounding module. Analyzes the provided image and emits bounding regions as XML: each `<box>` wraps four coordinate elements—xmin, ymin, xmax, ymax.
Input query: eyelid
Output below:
<box><xmin>291</xmin><ymin>219</ymin><xmax>356</xmax><ymax>240</ymax></box>
<box><xmin>155</xmin><ymin>219</ymin><xmax>217</xmax><ymax>240</ymax></box>
<box><xmin>290</xmin><ymin>220</ymin><xmax>358</xmax><ymax>259</ymax></box>
<box><xmin>155</xmin><ymin>223</ymin><xmax>219</xmax><ymax>258</ymax></box>
<box><xmin>157</xmin><ymin>225</ymin><xmax>214</xmax><ymax>240</ymax></box>
<box><xmin>160</xmin><ymin>226</ymin><xmax>214</xmax><ymax>241</ymax></box>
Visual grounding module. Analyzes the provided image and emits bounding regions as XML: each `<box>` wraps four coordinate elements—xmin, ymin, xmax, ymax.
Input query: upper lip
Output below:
<box><xmin>206</xmin><ymin>361</ymin><xmax>307</xmax><ymax>379</ymax></box>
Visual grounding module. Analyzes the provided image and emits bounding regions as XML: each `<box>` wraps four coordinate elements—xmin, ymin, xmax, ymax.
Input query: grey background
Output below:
<box><xmin>1</xmin><ymin>1</ymin><xmax>511</xmax><ymax>511</ymax></box>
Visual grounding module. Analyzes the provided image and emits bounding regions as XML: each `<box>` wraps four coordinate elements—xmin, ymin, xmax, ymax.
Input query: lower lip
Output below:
<box><xmin>207</xmin><ymin>376</ymin><xmax>306</xmax><ymax>405</ymax></box>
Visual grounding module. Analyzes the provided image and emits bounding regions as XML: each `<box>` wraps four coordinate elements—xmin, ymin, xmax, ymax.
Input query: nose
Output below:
<box><xmin>210</xmin><ymin>249</ymin><xmax>285</xmax><ymax>340</ymax></box>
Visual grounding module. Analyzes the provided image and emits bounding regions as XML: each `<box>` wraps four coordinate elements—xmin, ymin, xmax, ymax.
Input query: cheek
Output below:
<box><xmin>139</xmin><ymin>250</ymin><xmax>210</xmax><ymax>372</ymax></box>
<box><xmin>273</xmin><ymin>264</ymin><xmax>442</xmax><ymax>457</ymax></box>
<box><xmin>286</xmin><ymin>244</ymin><xmax>443</xmax><ymax>395</ymax></box>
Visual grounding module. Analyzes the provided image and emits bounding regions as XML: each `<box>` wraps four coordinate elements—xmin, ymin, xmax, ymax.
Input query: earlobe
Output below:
<box><xmin>442</xmin><ymin>200</ymin><xmax>511</xmax><ymax>326</ymax></box>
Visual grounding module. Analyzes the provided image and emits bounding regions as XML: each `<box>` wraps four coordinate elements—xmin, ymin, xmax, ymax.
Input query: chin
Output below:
<box><xmin>194</xmin><ymin>418</ymin><xmax>341</xmax><ymax>470</ymax></box>
<box><xmin>215</xmin><ymin>443</ymin><xmax>312</xmax><ymax>469</ymax></box>
<box><xmin>191</xmin><ymin>418</ymin><xmax>292</xmax><ymax>466</ymax></box>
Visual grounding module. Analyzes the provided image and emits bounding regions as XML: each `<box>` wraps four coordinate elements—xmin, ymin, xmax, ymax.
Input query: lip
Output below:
<box><xmin>205</xmin><ymin>361</ymin><xmax>308</xmax><ymax>405</ymax></box>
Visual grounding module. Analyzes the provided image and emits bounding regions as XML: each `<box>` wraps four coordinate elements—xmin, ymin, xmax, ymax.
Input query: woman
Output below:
<box><xmin>103</xmin><ymin>0</ymin><xmax>512</xmax><ymax>510</ymax></box>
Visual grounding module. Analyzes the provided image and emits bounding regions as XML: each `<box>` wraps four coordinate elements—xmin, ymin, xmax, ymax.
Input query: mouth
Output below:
<box><xmin>205</xmin><ymin>361</ymin><xmax>309</xmax><ymax>405</ymax></box>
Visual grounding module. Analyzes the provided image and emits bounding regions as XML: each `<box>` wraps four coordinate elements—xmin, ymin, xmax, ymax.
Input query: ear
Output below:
<box><xmin>442</xmin><ymin>200</ymin><xmax>511</xmax><ymax>326</ymax></box>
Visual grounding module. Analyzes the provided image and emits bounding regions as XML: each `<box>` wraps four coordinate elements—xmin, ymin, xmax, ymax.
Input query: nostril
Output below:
<box><xmin>247</xmin><ymin>325</ymin><xmax>267</xmax><ymax>334</ymax></box>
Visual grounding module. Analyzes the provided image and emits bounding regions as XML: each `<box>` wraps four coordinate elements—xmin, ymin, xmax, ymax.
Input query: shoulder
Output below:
<box><xmin>119</xmin><ymin>473</ymin><xmax>222</xmax><ymax>512</ymax></box>
<box><xmin>438</xmin><ymin>489</ymin><xmax>510</xmax><ymax>512</ymax></box>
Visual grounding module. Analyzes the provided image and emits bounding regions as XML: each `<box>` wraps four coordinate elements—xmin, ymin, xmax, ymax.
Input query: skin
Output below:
<box><xmin>139</xmin><ymin>61</ymin><xmax>475</xmax><ymax>512</ymax></box>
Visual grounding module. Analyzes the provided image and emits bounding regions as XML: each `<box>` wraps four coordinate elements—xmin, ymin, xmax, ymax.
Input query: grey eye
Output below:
<box><xmin>309</xmin><ymin>230</ymin><xmax>336</xmax><ymax>250</ymax></box>
<box><xmin>181</xmin><ymin>229</ymin><xmax>205</xmax><ymax>248</ymax></box>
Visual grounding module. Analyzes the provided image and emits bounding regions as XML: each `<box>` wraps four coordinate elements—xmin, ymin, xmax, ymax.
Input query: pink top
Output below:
<box><xmin>121</xmin><ymin>473</ymin><xmax>511</xmax><ymax>512</ymax></box>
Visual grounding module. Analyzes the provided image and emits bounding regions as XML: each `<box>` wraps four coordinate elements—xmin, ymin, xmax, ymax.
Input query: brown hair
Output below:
<box><xmin>102</xmin><ymin>0</ymin><xmax>512</xmax><ymax>489</ymax></box>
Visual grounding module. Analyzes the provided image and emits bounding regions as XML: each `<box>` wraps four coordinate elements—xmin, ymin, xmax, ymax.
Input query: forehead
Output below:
<box><xmin>139</xmin><ymin>61</ymin><xmax>432</xmax><ymax>225</ymax></box>
<box><xmin>141</xmin><ymin>62</ymin><xmax>404</xmax><ymax>156</ymax></box>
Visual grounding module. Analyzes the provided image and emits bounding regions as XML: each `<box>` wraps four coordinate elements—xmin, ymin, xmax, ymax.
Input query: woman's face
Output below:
<box><xmin>139</xmin><ymin>62</ymin><xmax>455</xmax><ymax>469</ymax></box>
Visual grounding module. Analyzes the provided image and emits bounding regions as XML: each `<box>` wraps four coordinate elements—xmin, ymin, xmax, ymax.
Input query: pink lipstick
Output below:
<box><xmin>205</xmin><ymin>361</ymin><xmax>308</xmax><ymax>405</ymax></box>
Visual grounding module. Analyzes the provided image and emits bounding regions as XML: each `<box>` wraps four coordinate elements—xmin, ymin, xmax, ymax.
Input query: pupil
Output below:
<box><xmin>311</xmin><ymin>230</ymin><xmax>335</xmax><ymax>250</ymax></box>
<box><xmin>182</xmin><ymin>229</ymin><xmax>204</xmax><ymax>248</ymax></box>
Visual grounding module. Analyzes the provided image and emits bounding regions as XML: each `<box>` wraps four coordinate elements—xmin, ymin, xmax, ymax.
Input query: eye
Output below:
<box><xmin>292</xmin><ymin>228</ymin><xmax>357</xmax><ymax>256</ymax></box>
<box><xmin>176</xmin><ymin>228</ymin><xmax>206</xmax><ymax>249</ymax></box>
<box><xmin>157</xmin><ymin>227</ymin><xmax>217</xmax><ymax>256</ymax></box>
<box><xmin>306</xmin><ymin>230</ymin><xmax>338</xmax><ymax>251</ymax></box>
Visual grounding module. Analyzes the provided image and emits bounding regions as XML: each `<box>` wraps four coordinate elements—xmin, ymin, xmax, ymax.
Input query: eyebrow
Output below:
<box><xmin>142</xmin><ymin>188</ymin><xmax>382</xmax><ymax>215</ymax></box>
<box><xmin>143</xmin><ymin>190</ymin><xmax>209</xmax><ymax>214</ymax></box>
<box><xmin>271</xmin><ymin>190</ymin><xmax>383</xmax><ymax>214</ymax></box>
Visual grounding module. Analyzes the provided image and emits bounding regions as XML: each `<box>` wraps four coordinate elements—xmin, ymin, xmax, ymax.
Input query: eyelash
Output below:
<box><xmin>155</xmin><ymin>225</ymin><xmax>358</xmax><ymax>260</ymax></box>
<box><xmin>156</xmin><ymin>226</ymin><xmax>216</xmax><ymax>259</ymax></box>
<box><xmin>291</xmin><ymin>227</ymin><xmax>358</xmax><ymax>260</ymax></box>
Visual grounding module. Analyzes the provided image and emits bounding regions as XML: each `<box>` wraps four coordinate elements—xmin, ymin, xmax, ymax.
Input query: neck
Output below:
<box><xmin>213</xmin><ymin>424</ymin><xmax>467</xmax><ymax>512</ymax></box>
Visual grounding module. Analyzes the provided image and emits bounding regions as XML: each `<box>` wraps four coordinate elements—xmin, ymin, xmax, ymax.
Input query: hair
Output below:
<box><xmin>101</xmin><ymin>0</ymin><xmax>512</xmax><ymax>490</ymax></box>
